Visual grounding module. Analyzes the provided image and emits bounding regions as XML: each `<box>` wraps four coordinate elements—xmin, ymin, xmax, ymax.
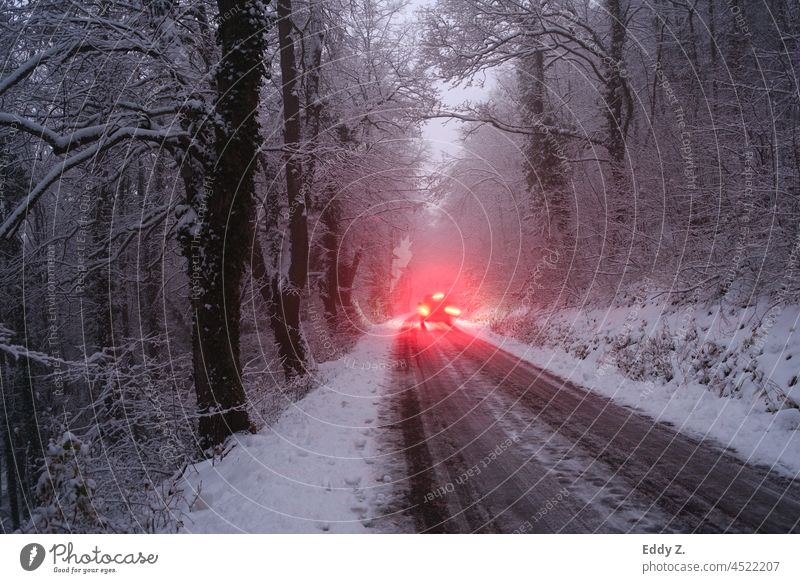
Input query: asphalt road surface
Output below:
<box><xmin>388</xmin><ymin>320</ymin><xmax>800</xmax><ymax>533</ymax></box>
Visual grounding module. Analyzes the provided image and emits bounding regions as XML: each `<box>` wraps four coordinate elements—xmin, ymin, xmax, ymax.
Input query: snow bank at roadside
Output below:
<box><xmin>467</xmin><ymin>301</ymin><xmax>800</xmax><ymax>478</ymax></box>
<box><xmin>178</xmin><ymin>322</ymin><xmax>402</xmax><ymax>533</ymax></box>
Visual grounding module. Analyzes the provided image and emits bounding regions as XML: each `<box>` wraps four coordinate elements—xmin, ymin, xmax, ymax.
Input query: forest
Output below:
<box><xmin>1</xmin><ymin>0</ymin><xmax>798</xmax><ymax>533</ymax></box>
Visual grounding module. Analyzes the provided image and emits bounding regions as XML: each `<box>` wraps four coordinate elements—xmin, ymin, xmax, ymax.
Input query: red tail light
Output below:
<box><xmin>444</xmin><ymin>305</ymin><xmax>461</xmax><ymax>316</ymax></box>
<box><xmin>432</xmin><ymin>292</ymin><xmax>445</xmax><ymax>300</ymax></box>
<box><xmin>418</xmin><ymin>304</ymin><xmax>431</xmax><ymax>317</ymax></box>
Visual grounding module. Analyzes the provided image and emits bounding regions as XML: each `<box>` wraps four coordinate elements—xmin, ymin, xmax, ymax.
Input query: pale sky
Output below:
<box><xmin>422</xmin><ymin>79</ymin><xmax>492</xmax><ymax>161</ymax></box>
<box><xmin>405</xmin><ymin>0</ymin><xmax>493</xmax><ymax>162</ymax></box>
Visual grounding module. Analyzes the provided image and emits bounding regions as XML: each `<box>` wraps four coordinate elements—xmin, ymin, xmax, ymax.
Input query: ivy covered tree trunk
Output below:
<box><xmin>192</xmin><ymin>0</ymin><xmax>269</xmax><ymax>449</ymax></box>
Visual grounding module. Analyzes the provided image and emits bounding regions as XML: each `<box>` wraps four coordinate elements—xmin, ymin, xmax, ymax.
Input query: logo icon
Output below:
<box><xmin>20</xmin><ymin>543</ymin><xmax>46</xmax><ymax>571</ymax></box>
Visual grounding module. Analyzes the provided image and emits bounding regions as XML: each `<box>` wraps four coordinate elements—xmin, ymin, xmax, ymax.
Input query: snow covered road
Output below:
<box><xmin>390</xmin><ymin>321</ymin><xmax>800</xmax><ymax>533</ymax></box>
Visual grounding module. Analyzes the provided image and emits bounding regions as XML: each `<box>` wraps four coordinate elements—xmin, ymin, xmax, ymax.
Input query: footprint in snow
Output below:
<box><xmin>344</xmin><ymin>475</ymin><xmax>362</xmax><ymax>487</ymax></box>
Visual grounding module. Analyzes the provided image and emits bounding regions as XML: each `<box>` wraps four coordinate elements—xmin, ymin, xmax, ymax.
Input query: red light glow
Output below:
<box><xmin>432</xmin><ymin>292</ymin><xmax>445</xmax><ymax>300</ymax></box>
<box><xmin>418</xmin><ymin>304</ymin><xmax>431</xmax><ymax>317</ymax></box>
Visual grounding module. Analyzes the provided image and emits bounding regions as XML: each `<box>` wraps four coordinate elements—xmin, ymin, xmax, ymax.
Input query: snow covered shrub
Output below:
<box><xmin>572</xmin><ymin>342</ymin><xmax>590</xmax><ymax>360</ymax></box>
<box><xmin>521</xmin><ymin>321</ymin><xmax>552</xmax><ymax>345</ymax></box>
<box><xmin>686</xmin><ymin>341</ymin><xmax>759</xmax><ymax>400</ymax></box>
<box><xmin>140</xmin><ymin>473</ymin><xmax>195</xmax><ymax>533</ymax></box>
<box><xmin>57</xmin><ymin>337</ymin><xmax>198</xmax><ymax>532</ymax></box>
<box><xmin>757</xmin><ymin>379</ymin><xmax>795</xmax><ymax>413</ymax></box>
<box><xmin>243</xmin><ymin>360</ymin><xmax>315</xmax><ymax>428</ymax></box>
<box><xmin>688</xmin><ymin>341</ymin><xmax>725</xmax><ymax>386</ymax></box>
<box><xmin>25</xmin><ymin>432</ymin><xmax>108</xmax><ymax>533</ymax></box>
<box><xmin>489</xmin><ymin>311</ymin><xmax>526</xmax><ymax>339</ymax></box>
<box><xmin>517</xmin><ymin>314</ymin><xmax>569</xmax><ymax>347</ymax></box>
<box><xmin>612</xmin><ymin>326</ymin><xmax>675</xmax><ymax>382</ymax></box>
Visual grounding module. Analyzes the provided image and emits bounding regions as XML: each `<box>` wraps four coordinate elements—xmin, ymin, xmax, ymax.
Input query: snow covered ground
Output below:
<box><xmin>178</xmin><ymin>321</ymin><xmax>405</xmax><ymax>533</ymax></box>
<box><xmin>176</xmin><ymin>300</ymin><xmax>800</xmax><ymax>534</ymax></box>
<box><xmin>469</xmin><ymin>300</ymin><xmax>800</xmax><ymax>478</ymax></box>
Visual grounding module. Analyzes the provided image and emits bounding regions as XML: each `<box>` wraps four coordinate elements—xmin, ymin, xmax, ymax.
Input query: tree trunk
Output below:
<box><xmin>338</xmin><ymin>247</ymin><xmax>363</xmax><ymax>311</ymax></box>
<box><xmin>88</xmin><ymin>178</ymin><xmax>114</xmax><ymax>353</ymax></box>
<box><xmin>0</xmin><ymin>141</ymin><xmax>31</xmax><ymax>530</ymax></box>
<box><xmin>191</xmin><ymin>0</ymin><xmax>268</xmax><ymax>449</ymax></box>
<box><xmin>0</xmin><ymin>355</ymin><xmax>35</xmax><ymax>531</ymax></box>
<box><xmin>248</xmin><ymin>238</ymin><xmax>298</xmax><ymax>379</ymax></box>
<box><xmin>272</xmin><ymin>0</ymin><xmax>309</xmax><ymax>377</ymax></box>
<box><xmin>139</xmin><ymin>158</ymin><xmax>161</xmax><ymax>361</ymax></box>
<box><xmin>302</xmin><ymin>1</ymin><xmax>325</xmax><ymax>195</ymax></box>
<box><xmin>604</xmin><ymin>0</ymin><xmax>630</xmax><ymax>252</ymax></box>
<box><xmin>519</xmin><ymin>48</ymin><xmax>568</xmax><ymax>237</ymax></box>
<box><xmin>605</xmin><ymin>0</ymin><xmax>627</xmax><ymax>174</ymax></box>
<box><xmin>319</xmin><ymin>198</ymin><xmax>341</xmax><ymax>324</ymax></box>
<box><xmin>1</xmin><ymin>381</ymin><xmax>20</xmax><ymax>530</ymax></box>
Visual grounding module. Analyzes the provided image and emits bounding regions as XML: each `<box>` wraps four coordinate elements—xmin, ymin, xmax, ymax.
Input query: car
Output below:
<box><xmin>417</xmin><ymin>292</ymin><xmax>462</xmax><ymax>326</ymax></box>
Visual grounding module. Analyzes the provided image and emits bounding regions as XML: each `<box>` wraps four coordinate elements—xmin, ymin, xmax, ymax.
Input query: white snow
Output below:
<box><xmin>177</xmin><ymin>301</ymin><xmax>800</xmax><ymax>534</ymax></box>
<box><xmin>178</xmin><ymin>322</ymin><xmax>402</xmax><ymax>533</ymax></box>
<box><xmin>464</xmin><ymin>300</ymin><xmax>800</xmax><ymax>478</ymax></box>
